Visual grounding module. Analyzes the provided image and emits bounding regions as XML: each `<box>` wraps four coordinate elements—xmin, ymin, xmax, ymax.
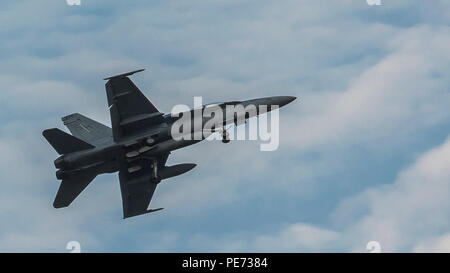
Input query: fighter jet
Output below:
<box><xmin>43</xmin><ymin>69</ymin><xmax>296</xmax><ymax>218</ymax></box>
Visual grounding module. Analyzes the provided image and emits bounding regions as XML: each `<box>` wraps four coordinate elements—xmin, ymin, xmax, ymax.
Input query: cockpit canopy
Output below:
<box><xmin>202</xmin><ymin>101</ymin><xmax>241</xmax><ymax>109</ymax></box>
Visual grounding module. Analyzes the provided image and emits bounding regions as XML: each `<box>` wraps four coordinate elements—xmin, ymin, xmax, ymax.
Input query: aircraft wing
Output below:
<box><xmin>104</xmin><ymin>69</ymin><xmax>164</xmax><ymax>142</ymax></box>
<box><xmin>62</xmin><ymin>113</ymin><xmax>113</xmax><ymax>147</ymax></box>
<box><xmin>118</xmin><ymin>153</ymin><xmax>169</xmax><ymax>218</ymax></box>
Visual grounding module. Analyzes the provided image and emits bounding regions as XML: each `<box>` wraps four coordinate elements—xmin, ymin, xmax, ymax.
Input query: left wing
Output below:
<box><xmin>118</xmin><ymin>153</ymin><xmax>169</xmax><ymax>218</ymax></box>
<box><xmin>104</xmin><ymin>69</ymin><xmax>164</xmax><ymax>142</ymax></box>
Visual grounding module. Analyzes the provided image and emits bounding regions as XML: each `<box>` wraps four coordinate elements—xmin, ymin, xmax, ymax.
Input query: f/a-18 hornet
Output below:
<box><xmin>43</xmin><ymin>69</ymin><xmax>296</xmax><ymax>218</ymax></box>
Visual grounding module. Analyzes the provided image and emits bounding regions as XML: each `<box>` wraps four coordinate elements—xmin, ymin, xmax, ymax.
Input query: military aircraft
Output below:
<box><xmin>43</xmin><ymin>69</ymin><xmax>296</xmax><ymax>218</ymax></box>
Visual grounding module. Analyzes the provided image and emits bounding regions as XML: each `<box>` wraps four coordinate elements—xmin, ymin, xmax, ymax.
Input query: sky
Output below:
<box><xmin>0</xmin><ymin>0</ymin><xmax>449</xmax><ymax>252</ymax></box>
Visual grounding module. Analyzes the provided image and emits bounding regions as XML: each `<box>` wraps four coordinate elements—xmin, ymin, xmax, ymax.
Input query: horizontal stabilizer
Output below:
<box><xmin>53</xmin><ymin>171</ymin><xmax>96</xmax><ymax>208</ymax></box>
<box><xmin>43</xmin><ymin>128</ymin><xmax>95</xmax><ymax>155</ymax></box>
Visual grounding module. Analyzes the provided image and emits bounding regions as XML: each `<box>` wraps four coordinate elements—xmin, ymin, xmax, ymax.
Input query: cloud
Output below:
<box><xmin>184</xmin><ymin>223</ymin><xmax>339</xmax><ymax>252</ymax></box>
<box><xmin>413</xmin><ymin>233</ymin><xmax>450</xmax><ymax>252</ymax></box>
<box><xmin>332</xmin><ymin>135</ymin><xmax>450</xmax><ymax>252</ymax></box>
<box><xmin>283</xmin><ymin>25</ymin><xmax>450</xmax><ymax>151</ymax></box>
<box><xmin>250</xmin><ymin>223</ymin><xmax>339</xmax><ymax>252</ymax></box>
<box><xmin>184</xmin><ymin>135</ymin><xmax>450</xmax><ymax>252</ymax></box>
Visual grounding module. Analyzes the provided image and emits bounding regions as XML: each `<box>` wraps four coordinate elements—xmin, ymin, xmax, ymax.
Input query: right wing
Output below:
<box><xmin>62</xmin><ymin>113</ymin><xmax>113</xmax><ymax>147</ymax></box>
<box><xmin>118</xmin><ymin>153</ymin><xmax>169</xmax><ymax>218</ymax></box>
<box><xmin>104</xmin><ymin>69</ymin><xmax>164</xmax><ymax>142</ymax></box>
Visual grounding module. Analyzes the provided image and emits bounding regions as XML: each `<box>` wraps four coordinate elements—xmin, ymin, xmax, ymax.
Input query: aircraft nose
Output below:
<box><xmin>266</xmin><ymin>96</ymin><xmax>297</xmax><ymax>108</ymax></box>
<box><xmin>240</xmin><ymin>96</ymin><xmax>297</xmax><ymax>113</ymax></box>
<box><xmin>277</xmin><ymin>96</ymin><xmax>297</xmax><ymax>107</ymax></box>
